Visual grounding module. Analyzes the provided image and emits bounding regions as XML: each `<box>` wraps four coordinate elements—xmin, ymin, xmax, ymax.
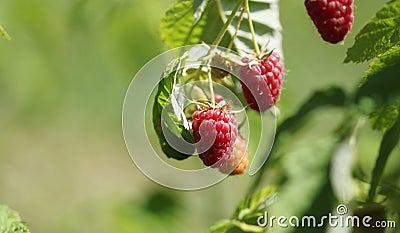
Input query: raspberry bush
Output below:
<box><xmin>153</xmin><ymin>0</ymin><xmax>400</xmax><ymax>232</ymax></box>
<box><xmin>1</xmin><ymin>0</ymin><xmax>399</xmax><ymax>232</ymax></box>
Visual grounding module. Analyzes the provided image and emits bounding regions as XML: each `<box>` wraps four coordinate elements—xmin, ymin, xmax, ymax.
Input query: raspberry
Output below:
<box><xmin>305</xmin><ymin>0</ymin><xmax>354</xmax><ymax>44</ymax></box>
<box><xmin>219</xmin><ymin>135</ymin><xmax>249</xmax><ymax>175</ymax></box>
<box><xmin>192</xmin><ymin>108</ymin><xmax>238</xmax><ymax>167</ymax></box>
<box><xmin>239</xmin><ymin>52</ymin><xmax>284</xmax><ymax>112</ymax></box>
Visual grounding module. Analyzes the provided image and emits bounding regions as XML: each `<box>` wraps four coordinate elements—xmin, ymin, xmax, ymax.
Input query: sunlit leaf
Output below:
<box><xmin>369</xmin><ymin>102</ymin><xmax>400</xmax><ymax>132</ymax></box>
<box><xmin>206</xmin><ymin>219</ymin><xmax>264</xmax><ymax>233</ymax></box>
<box><xmin>344</xmin><ymin>0</ymin><xmax>400</xmax><ymax>63</ymax></box>
<box><xmin>206</xmin><ymin>219</ymin><xmax>233</xmax><ymax>233</ymax></box>
<box><xmin>232</xmin><ymin>186</ymin><xmax>277</xmax><ymax>220</ymax></box>
<box><xmin>0</xmin><ymin>205</ymin><xmax>30</xmax><ymax>233</ymax></box>
<box><xmin>159</xmin><ymin>0</ymin><xmax>282</xmax><ymax>55</ymax></box>
<box><xmin>159</xmin><ymin>0</ymin><xmax>207</xmax><ymax>48</ymax></box>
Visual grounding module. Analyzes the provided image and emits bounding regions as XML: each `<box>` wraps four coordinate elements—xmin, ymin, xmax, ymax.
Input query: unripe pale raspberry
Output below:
<box><xmin>219</xmin><ymin>135</ymin><xmax>248</xmax><ymax>175</ymax></box>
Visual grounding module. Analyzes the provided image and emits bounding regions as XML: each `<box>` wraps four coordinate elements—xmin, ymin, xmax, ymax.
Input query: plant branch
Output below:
<box><xmin>244</xmin><ymin>0</ymin><xmax>260</xmax><ymax>57</ymax></box>
<box><xmin>228</xmin><ymin>6</ymin><xmax>245</xmax><ymax>50</ymax></box>
<box><xmin>212</xmin><ymin>0</ymin><xmax>244</xmax><ymax>46</ymax></box>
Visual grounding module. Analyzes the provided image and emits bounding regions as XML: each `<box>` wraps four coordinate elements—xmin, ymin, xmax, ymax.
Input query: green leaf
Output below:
<box><xmin>277</xmin><ymin>87</ymin><xmax>347</xmax><ymax>136</ymax></box>
<box><xmin>269</xmin><ymin>139</ymin><xmax>337</xmax><ymax>233</ymax></box>
<box><xmin>206</xmin><ymin>219</ymin><xmax>233</xmax><ymax>233</ymax></box>
<box><xmin>248</xmin><ymin>87</ymin><xmax>347</xmax><ymax>193</ymax></box>
<box><xmin>206</xmin><ymin>219</ymin><xmax>264</xmax><ymax>233</ymax></box>
<box><xmin>230</xmin><ymin>220</ymin><xmax>264</xmax><ymax>232</ymax></box>
<box><xmin>0</xmin><ymin>25</ymin><xmax>11</xmax><ymax>40</ymax></box>
<box><xmin>220</xmin><ymin>0</ymin><xmax>283</xmax><ymax>54</ymax></box>
<box><xmin>206</xmin><ymin>188</ymin><xmax>276</xmax><ymax>233</ymax></box>
<box><xmin>152</xmin><ymin>70</ymin><xmax>195</xmax><ymax>160</ymax></box>
<box><xmin>199</xmin><ymin>0</ymin><xmax>230</xmax><ymax>46</ymax></box>
<box><xmin>344</xmin><ymin>0</ymin><xmax>400</xmax><ymax>63</ymax></box>
<box><xmin>369</xmin><ymin>102</ymin><xmax>400</xmax><ymax>132</ymax></box>
<box><xmin>355</xmin><ymin>45</ymin><xmax>400</xmax><ymax>107</ymax></box>
<box><xmin>159</xmin><ymin>0</ymin><xmax>207</xmax><ymax>48</ymax></box>
<box><xmin>159</xmin><ymin>0</ymin><xmax>282</xmax><ymax>54</ymax></box>
<box><xmin>368</xmin><ymin>109</ymin><xmax>400</xmax><ymax>202</ymax></box>
<box><xmin>0</xmin><ymin>205</ymin><xmax>30</xmax><ymax>233</ymax></box>
<box><xmin>232</xmin><ymin>186</ymin><xmax>277</xmax><ymax>221</ymax></box>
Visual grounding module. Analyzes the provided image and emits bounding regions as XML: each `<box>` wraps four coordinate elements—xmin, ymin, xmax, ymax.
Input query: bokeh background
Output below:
<box><xmin>0</xmin><ymin>0</ymin><xmax>393</xmax><ymax>232</ymax></box>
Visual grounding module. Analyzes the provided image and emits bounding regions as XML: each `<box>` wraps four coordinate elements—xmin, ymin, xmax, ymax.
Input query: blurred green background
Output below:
<box><xmin>0</xmin><ymin>0</ymin><xmax>394</xmax><ymax>232</ymax></box>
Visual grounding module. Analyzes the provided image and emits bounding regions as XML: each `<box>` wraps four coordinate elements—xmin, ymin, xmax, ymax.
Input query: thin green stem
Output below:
<box><xmin>212</xmin><ymin>0</ymin><xmax>244</xmax><ymax>46</ymax></box>
<box><xmin>228</xmin><ymin>6</ymin><xmax>245</xmax><ymax>50</ymax></box>
<box><xmin>207</xmin><ymin>67</ymin><xmax>215</xmax><ymax>106</ymax></box>
<box><xmin>244</xmin><ymin>0</ymin><xmax>261</xmax><ymax>57</ymax></box>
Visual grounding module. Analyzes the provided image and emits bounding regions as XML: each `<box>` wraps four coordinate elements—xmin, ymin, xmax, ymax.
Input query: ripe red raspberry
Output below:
<box><xmin>192</xmin><ymin>108</ymin><xmax>238</xmax><ymax>167</ymax></box>
<box><xmin>305</xmin><ymin>0</ymin><xmax>354</xmax><ymax>44</ymax></box>
<box><xmin>239</xmin><ymin>52</ymin><xmax>284</xmax><ymax>112</ymax></box>
<box><xmin>219</xmin><ymin>135</ymin><xmax>248</xmax><ymax>175</ymax></box>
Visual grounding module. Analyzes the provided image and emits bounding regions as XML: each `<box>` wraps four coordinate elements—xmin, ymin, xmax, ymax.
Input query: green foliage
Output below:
<box><xmin>206</xmin><ymin>220</ymin><xmax>264</xmax><ymax>233</ymax></box>
<box><xmin>345</xmin><ymin>0</ymin><xmax>400</xmax><ymax>133</ymax></box>
<box><xmin>369</xmin><ymin>102</ymin><xmax>400</xmax><ymax>132</ymax></box>
<box><xmin>0</xmin><ymin>25</ymin><xmax>11</xmax><ymax>40</ymax></box>
<box><xmin>368</xmin><ymin>111</ymin><xmax>400</xmax><ymax>202</ymax></box>
<box><xmin>269</xmin><ymin>139</ymin><xmax>337</xmax><ymax>233</ymax></box>
<box><xmin>206</xmin><ymin>187</ymin><xmax>277</xmax><ymax>233</ymax></box>
<box><xmin>152</xmin><ymin>69</ymin><xmax>195</xmax><ymax>160</ymax></box>
<box><xmin>247</xmin><ymin>86</ymin><xmax>347</xmax><ymax>197</ymax></box>
<box><xmin>219</xmin><ymin>0</ymin><xmax>282</xmax><ymax>53</ymax></box>
<box><xmin>232</xmin><ymin>186</ymin><xmax>276</xmax><ymax>221</ymax></box>
<box><xmin>344</xmin><ymin>0</ymin><xmax>400</xmax><ymax>63</ymax></box>
<box><xmin>111</xmin><ymin>192</ymin><xmax>182</xmax><ymax>233</ymax></box>
<box><xmin>159</xmin><ymin>0</ymin><xmax>282</xmax><ymax>53</ymax></box>
<box><xmin>193</xmin><ymin>0</ymin><xmax>209</xmax><ymax>24</ymax></box>
<box><xmin>0</xmin><ymin>205</ymin><xmax>30</xmax><ymax>233</ymax></box>
<box><xmin>356</xmin><ymin>45</ymin><xmax>400</xmax><ymax>101</ymax></box>
<box><xmin>277</xmin><ymin>87</ymin><xmax>347</xmax><ymax>136</ymax></box>
<box><xmin>159</xmin><ymin>0</ymin><xmax>207</xmax><ymax>48</ymax></box>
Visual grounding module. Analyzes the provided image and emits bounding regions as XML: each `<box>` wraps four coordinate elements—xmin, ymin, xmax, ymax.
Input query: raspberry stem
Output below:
<box><xmin>228</xmin><ymin>6</ymin><xmax>245</xmax><ymax>50</ymax></box>
<box><xmin>244</xmin><ymin>0</ymin><xmax>261</xmax><ymax>57</ymax></box>
<box><xmin>207</xmin><ymin>67</ymin><xmax>216</xmax><ymax>107</ymax></box>
<box><xmin>212</xmin><ymin>0</ymin><xmax>244</xmax><ymax>47</ymax></box>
